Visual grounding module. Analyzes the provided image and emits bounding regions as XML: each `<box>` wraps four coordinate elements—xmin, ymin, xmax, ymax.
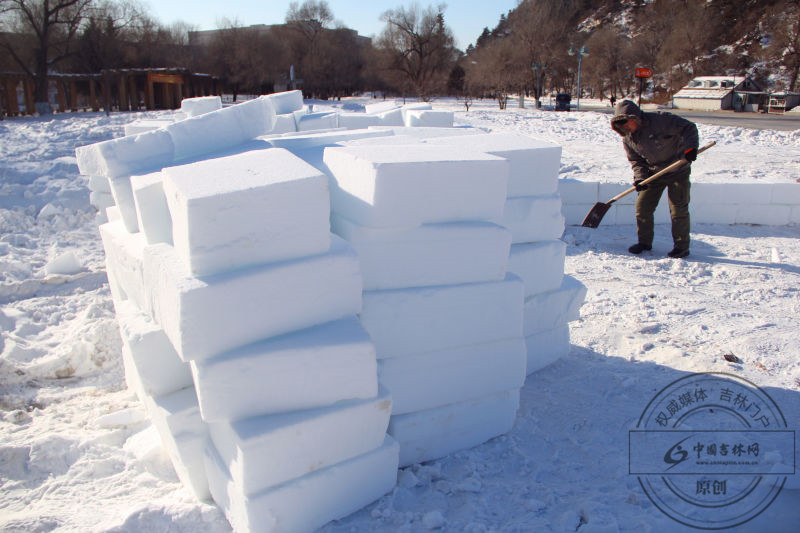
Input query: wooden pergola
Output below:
<box><xmin>0</xmin><ymin>68</ymin><xmax>220</xmax><ymax>117</ymax></box>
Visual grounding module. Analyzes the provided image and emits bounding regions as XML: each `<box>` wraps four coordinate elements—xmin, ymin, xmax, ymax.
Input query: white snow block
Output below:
<box><xmin>75</xmin><ymin>128</ymin><xmax>175</xmax><ymax>179</ymax></box>
<box><xmin>403</xmin><ymin>109</ymin><xmax>453</xmax><ymax>127</ymax></box>
<box><xmin>180</xmin><ymin>95</ymin><xmax>222</xmax><ymax>117</ymax></box>
<box><xmin>389</xmin><ymin>389</ymin><xmax>519</xmax><ymax>467</ymax></box>
<box><xmin>337</xmin><ymin>112</ymin><xmax>382</xmax><ymax>129</ymax></box>
<box><xmin>108</xmin><ymin>175</ymin><xmax>139</xmax><ymax>233</ymax></box>
<box><xmin>99</xmin><ymin>221</ymin><xmax>148</xmax><ymax>309</ymax></box>
<box><xmin>364</xmin><ymin>101</ymin><xmax>400</xmax><ymax>114</ymax></box>
<box><xmin>167</xmin><ymin>96</ymin><xmax>276</xmax><ymax>162</ymax></box>
<box><xmin>692</xmin><ymin>183</ymin><xmax>772</xmax><ymax>205</ymax></box>
<box><xmin>507</xmin><ymin>241</ymin><xmax>566</xmax><ymax>297</ymax></box>
<box><xmin>525</xmin><ymin>324</ymin><xmax>569</xmax><ymax>375</ymax></box>
<box><xmin>266</xmin><ymin>129</ymin><xmax>390</xmax><ymax>150</ymax></box>
<box><xmin>399</xmin><ymin>103</ymin><xmax>432</xmax><ymax>126</ymax></box>
<box><xmin>205</xmin><ymin>435</ymin><xmax>399</xmax><ymax>533</ymax></box>
<box><xmin>142</xmin><ymin>234</ymin><xmax>362</xmax><ymax>361</ymax></box>
<box><xmin>297</xmin><ymin>112</ymin><xmax>339</xmax><ymax>131</ymax></box>
<box><xmin>208</xmin><ymin>388</ymin><xmax>391</xmax><ymax>496</ymax></box>
<box><xmin>116</xmin><ymin>300</ymin><xmax>192</xmax><ymax>398</ymax></box>
<box><xmin>121</xmin><ymin>345</ymin><xmax>146</xmax><ymax>401</ymax></box>
<box><xmin>791</xmin><ymin>206</ymin><xmax>800</xmax><ymax>224</ymax></box>
<box><xmin>562</xmin><ymin>203</ymin><xmax>596</xmax><ymax>226</ymax></box>
<box><xmin>523</xmin><ymin>275</ymin><xmax>587</xmax><ymax>337</ymax></box>
<box><xmin>689</xmin><ymin>203</ymin><xmax>737</xmax><ymax>225</ymax></box>
<box><xmin>324</xmin><ymin>144</ymin><xmax>509</xmax><ymax>228</ymax></box>
<box><xmin>124</xmin><ymin>119</ymin><xmax>174</xmax><ymax>136</ymax></box>
<box><xmin>376</xmin><ymin>108</ymin><xmax>404</xmax><ymax>126</ymax></box>
<box><xmin>558</xmin><ymin>179</ymin><xmax>598</xmax><ymax>204</ymax></box>
<box><xmin>264</xmin><ymin>90</ymin><xmax>304</xmax><ymax>115</ymax></box>
<box><xmin>339</xmin><ymin>134</ymin><xmax>422</xmax><ymax>147</ymax></box>
<box><xmin>161</xmin><ymin>148</ymin><xmax>330</xmax><ymax>277</ymax></box>
<box><xmin>367</xmin><ymin>125</ymin><xmax>483</xmax><ymax>139</ymax></box>
<box><xmin>771</xmin><ymin>183</ymin><xmax>800</xmax><ymax>205</ymax></box>
<box><xmin>130</xmin><ymin>172</ymin><xmax>172</xmax><ymax>245</ymax></box>
<box><xmin>598</xmin><ymin>182</ymin><xmax>636</xmax><ymax>205</ymax></box>
<box><xmin>360</xmin><ymin>273</ymin><xmax>524</xmax><ymax>359</ymax></box>
<box><xmin>87</xmin><ymin>174</ymin><xmax>111</xmax><ymax>193</ymax></box>
<box><xmin>332</xmin><ymin>216</ymin><xmax>511</xmax><ymax>290</ymax></box>
<box><xmin>497</xmin><ymin>194</ymin><xmax>565</xmax><ymax>243</ymax></box>
<box><xmin>105</xmin><ymin>206</ymin><xmax>119</xmax><ymax>222</ymax></box>
<box><xmin>89</xmin><ymin>191</ymin><xmax>114</xmax><ymax>211</ymax></box>
<box><xmin>378</xmin><ymin>337</ymin><xmax>526</xmax><ymax>415</ymax></box>
<box><xmin>613</xmin><ymin>204</ymin><xmax>634</xmax><ymax>226</ymax></box>
<box><xmin>735</xmin><ymin>204</ymin><xmax>791</xmax><ymax>225</ymax></box>
<box><xmin>424</xmin><ymin>133</ymin><xmax>561</xmax><ymax>197</ymax></box>
<box><xmin>191</xmin><ymin>317</ymin><xmax>378</xmax><ymax>422</ymax></box>
<box><xmin>266</xmin><ymin>113</ymin><xmax>297</xmax><ymax>135</ymax></box>
<box><xmin>144</xmin><ymin>386</ymin><xmax>210</xmax><ymax>501</ymax></box>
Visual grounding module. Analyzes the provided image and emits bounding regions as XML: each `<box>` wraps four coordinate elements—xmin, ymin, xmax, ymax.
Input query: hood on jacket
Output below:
<box><xmin>611</xmin><ymin>99</ymin><xmax>643</xmax><ymax>135</ymax></box>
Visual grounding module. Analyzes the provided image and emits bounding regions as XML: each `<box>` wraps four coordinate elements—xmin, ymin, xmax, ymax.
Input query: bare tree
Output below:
<box><xmin>0</xmin><ymin>0</ymin><xmax>94</xmax><ymax>113</ymax></box>
<box><xmin>660</xmin><ymin>0</ymin><xmax>720</xmax><ymax>79</ymax></box>
<box><xmin>376</xmin><ymin>3</ymin><xmax>457</xmax><ymax>101</ymax></box>
<box><xmin>465</xmin><ymin>36</ymin><xmax>522</xmax><ymax>109</ymax></box>
<box><xmin>765</xmin><ymin>0</ymin><xmax>800</xmax><ymax>91</ymax></box>
<box><xmin>285</xmin><ymin>0</ymin><xmax>333</xmax><ymax>47</ymax></box>
<box><xmin>508</xmin><ymin>0</ymin><xmax>578</xmax><ymax>103</ymax></box>
<box><xmin>583</xmin><ymin>26</ymin><xmax>634</xmax><ymax>100</ymax></box>
<box><xmin>71</xmin><ymin>0</ymin><xmax>148</xmax><ymax>72</ymax></box>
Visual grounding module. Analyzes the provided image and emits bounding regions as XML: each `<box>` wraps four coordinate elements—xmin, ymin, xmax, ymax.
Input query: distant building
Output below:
<box><xmin>673</xmin><ymin>76</ymin><xmax>764</xmax><ymax>111</ymax></box>
<box><xmin>188</xmin><ymin>23</ymin><xmax>371</xmax><ymax>48</ymax></box>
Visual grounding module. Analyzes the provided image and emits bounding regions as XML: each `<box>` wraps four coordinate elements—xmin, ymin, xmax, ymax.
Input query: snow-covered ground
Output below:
<box><xmin>1</xmin><ymin>99</ymin><xmax>798</xmax><ymax>532</ymax></box>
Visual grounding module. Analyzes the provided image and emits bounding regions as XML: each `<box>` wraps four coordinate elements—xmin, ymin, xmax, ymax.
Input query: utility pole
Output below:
<box><xmin>568</xmin><ymin>46</ymin><xmax>588</xmax><ymax>111</ymax></box>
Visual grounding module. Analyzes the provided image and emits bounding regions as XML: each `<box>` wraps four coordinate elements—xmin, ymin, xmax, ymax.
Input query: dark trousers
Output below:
<box><xmin>635</xmin><ymin>173</ymin><xmax>691</xmax><ymax>251</ymax></box>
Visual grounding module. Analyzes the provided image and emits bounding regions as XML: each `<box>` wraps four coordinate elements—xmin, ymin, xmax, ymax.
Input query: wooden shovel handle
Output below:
<box><xmin>607</xmin><ymin>141</ymin><xmax>716</xmax><ymax>205</ymax></box>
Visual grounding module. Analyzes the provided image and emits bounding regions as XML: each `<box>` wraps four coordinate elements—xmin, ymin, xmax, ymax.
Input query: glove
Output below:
<box><xmin>684</xmin><ymin>147</ymin><xmax>698</xmax><ymax>161</ymax></box>
<box><xmin>634</xmin><ymin>178</ymin><xmax>648</xmax><ymax>191</ymax></box>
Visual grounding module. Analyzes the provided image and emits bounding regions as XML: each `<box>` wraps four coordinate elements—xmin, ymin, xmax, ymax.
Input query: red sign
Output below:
<box><xmin>635</xmin><ymin>68</ymin><xmax>653</xmax><ymax>79</ymax></box>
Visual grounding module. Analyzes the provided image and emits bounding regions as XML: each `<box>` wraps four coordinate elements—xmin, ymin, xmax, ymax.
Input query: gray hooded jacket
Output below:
<box><xmin>611</xmin><ymin>100</ymin><xmax>699</xmax><ymax>182</ymax></box>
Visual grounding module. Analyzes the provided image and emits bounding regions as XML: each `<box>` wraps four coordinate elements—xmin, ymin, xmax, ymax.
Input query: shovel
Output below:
<box><xmin>581</xmin><ymin>141</ymin><xmax>716</xmax><ymax>228</ymax></box>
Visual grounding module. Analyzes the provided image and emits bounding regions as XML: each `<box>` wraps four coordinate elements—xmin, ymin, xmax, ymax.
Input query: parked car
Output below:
<box><xmin>555</xmin><ymin>93</ymin><xmax>571</xmax><ymax>111</ymax></box>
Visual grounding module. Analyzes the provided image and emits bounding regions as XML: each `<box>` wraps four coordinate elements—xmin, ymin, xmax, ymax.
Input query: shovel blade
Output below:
<box><xmin>581</xmin><ymin>202</ymin><xmax>611</xmax><ymax>228</ymax></box>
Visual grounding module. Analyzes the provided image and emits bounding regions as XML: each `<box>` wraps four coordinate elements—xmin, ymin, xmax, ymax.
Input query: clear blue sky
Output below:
<box><xmin>143</xmin><ymin>0</ymin><xmax>520</xmax><ymax>50</ymax></box>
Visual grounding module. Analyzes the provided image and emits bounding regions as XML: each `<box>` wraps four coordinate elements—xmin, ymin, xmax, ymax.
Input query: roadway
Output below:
<box><xmin>587</xmin><ymin>105</ymin><xmax>800</xmax><ymax>131</ymax></box>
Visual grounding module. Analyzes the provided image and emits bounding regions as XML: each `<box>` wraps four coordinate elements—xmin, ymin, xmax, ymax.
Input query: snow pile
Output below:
<box><xmin>74</xmin><ymin>93</ymin><xmax>584</xmax><ymax>531</ymax></box>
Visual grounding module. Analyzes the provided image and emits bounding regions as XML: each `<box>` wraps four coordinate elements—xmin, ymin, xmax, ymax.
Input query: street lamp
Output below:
<box><xmin>531</xmin><ymin>62</ymin><xmax>547</xmax><ymax>109</ymax></box>
<box><xmin>568</xmin><ymin>46</ymin><xmax>588</xmax><ymax>111</ymax></box>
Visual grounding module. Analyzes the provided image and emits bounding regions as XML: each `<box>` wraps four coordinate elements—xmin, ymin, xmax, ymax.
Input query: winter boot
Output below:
<box><xmin>628</xmin><ymin>243</ymin><xmax>652</xmax><ymax>254</ymax></box>
<box><xmin>667</xmin><ymin>247</ymin><xmax>689</xmax><ymax>259</ymax></box>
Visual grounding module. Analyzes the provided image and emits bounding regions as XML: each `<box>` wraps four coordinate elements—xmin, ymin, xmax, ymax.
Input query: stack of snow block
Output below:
<box><xmin>82</xmin><ymin>90</ymin><xmax>588</xmax><ymax>527</ymax></box>
<box><xmin>423</xmin><ymin>133</ymin><xmax>584</xmax><ymax>375</ymax></box>
<box><xmin>259</xmin><ymin>90</ymin><xmax>304</xmax><ymax>134</ymax></box>
<box><xmin>323</xmin><ymin>142</ymin><xmax>528</xmax><ymax>467</ymax></box>
<box><xmin>149</xmin><ymin>148</ymin><xmax>398</xmax><ymax>531</ymax></box>
<box><xmin>80</xmin><ymin>108</ymin><xmax>419</xmax><ymax>531</ymax></box>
